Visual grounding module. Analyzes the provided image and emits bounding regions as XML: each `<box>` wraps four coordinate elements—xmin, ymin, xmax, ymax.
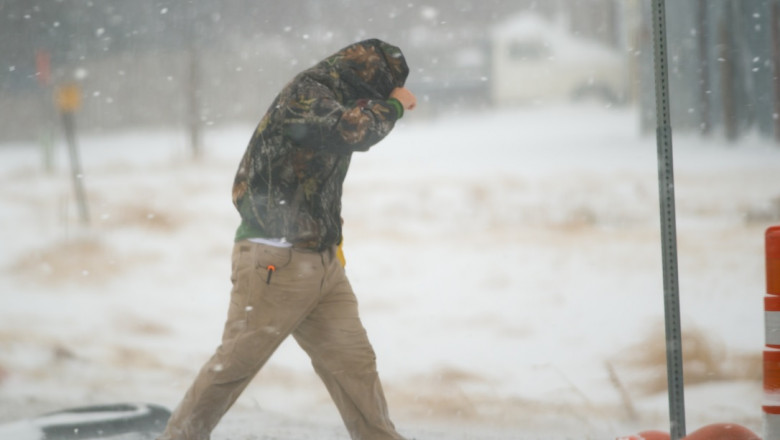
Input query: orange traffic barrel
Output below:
<box><xmin>765</xmin><ymin>349</ymin><xmax>780</xmax><ymax>399</ymax></box>
<box><xmin>685</xmin><ymin>423</ymin><xmax>760</xmax><ymax>440</ymax></box>
<box><xmin>768</xmin><ymin>226</ymin><xmax>780</xmax><ymax>295</ymax></box>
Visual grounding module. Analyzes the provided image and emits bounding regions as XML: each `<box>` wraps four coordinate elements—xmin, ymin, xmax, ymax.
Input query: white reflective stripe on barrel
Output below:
<box><xmin>768</xmin><ymin>311</ymin><xmax>780</xmax><ymax>346</ymax></box>
<box><xmin>765</xmin><ymin>406</ymin><xmax>780</xmax><ymax>440</ymax></box>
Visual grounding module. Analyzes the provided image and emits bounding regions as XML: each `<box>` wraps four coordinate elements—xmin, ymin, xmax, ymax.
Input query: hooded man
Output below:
<box><xmin>157</xmin><ymin>39</ymin><xmax>416</xmax><ymax>440</ymax></box>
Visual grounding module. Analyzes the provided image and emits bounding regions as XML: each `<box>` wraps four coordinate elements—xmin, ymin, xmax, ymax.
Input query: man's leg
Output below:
<box><xmin>158</xmin><ymin>242</ymin><xmax>324</xmax><ymax>440</ymax></box>
<box><xmin>293</xmin><ymin>248</ymin><xmax>407</xmax><ymax>440</ymax></box>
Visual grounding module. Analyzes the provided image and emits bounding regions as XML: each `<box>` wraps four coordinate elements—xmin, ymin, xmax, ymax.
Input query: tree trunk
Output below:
<box><xmin>696</xmin><ymin>0</ymin><xmax>711</xmax><ymax>136</ymax></box>
<box><xmin>187</xmin><ymin>45</ymin><xmax>203</xmax><ymax>160</ymax></box>
<box><xmin>719</xmin><ymin>16</ymin><xmax>738</xmax><ymax>142</ymax></box>
<box><xmin>772</xmin><ymin>1</ymin><xmax>780</xmax><ymax>143</ymax></box>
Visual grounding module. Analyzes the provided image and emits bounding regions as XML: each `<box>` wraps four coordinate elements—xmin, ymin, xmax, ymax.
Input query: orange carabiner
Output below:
<box><xmin>266</xmin><ymin>265</ymin><xmax>276</xmax><ymax>284</ymax></box>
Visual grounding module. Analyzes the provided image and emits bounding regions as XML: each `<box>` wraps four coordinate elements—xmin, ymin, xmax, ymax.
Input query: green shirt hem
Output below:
<box><xmin>234</xmin><ymin>220</ymin><xmax>267</xmax><ymax>242</ymax></box>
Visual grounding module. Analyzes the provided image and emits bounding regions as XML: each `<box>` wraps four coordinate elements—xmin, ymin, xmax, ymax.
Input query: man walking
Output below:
<box><xmin>158</xmin><ymin>38</ymin><xmax>416</xmax><ymax>440</ymax></box>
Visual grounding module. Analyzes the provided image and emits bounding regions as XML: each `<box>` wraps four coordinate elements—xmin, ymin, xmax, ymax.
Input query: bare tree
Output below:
<box><xmin>772</xmin><ymin>0</ymin><xmax>780</xmax><ymax>143</ymax></box>
<box><xmin>696</xmin><ymin>0</ymin><xmax>711</xmax><ymax>136</ymax></box>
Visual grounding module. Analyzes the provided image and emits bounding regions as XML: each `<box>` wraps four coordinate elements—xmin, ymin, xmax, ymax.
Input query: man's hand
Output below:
<box><xmin>390</xmin><ymin>87</ymin><xmax>417</xmax><ymax>111</ymax></box>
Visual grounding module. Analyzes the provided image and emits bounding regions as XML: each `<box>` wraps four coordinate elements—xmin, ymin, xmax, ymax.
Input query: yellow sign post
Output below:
<box><xmin>56</xmin><ymin>83</ymin><xmax>89</xmax><ymax>225</ymax></box>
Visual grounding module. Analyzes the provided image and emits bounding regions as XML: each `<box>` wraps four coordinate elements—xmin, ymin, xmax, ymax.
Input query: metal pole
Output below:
<box><xmin>650</xmin><ymin>1</ymin><xmax>686</xmax><ymax>439</ymax></box>
<box><xmin>62</xmin><ymin>111</ymin><xmax>90</xmax><ymax>225</ymax></box>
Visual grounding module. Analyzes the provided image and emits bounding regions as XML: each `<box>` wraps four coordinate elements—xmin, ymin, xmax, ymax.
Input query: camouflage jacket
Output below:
<box><xmin>232</xmin><ymin>39</ymin><xmax>410</xmax><ymax>250</ymax></box>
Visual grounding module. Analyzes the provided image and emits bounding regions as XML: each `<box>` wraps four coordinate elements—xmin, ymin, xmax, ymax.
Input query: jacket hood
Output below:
<box><xmin>308</xmin><ymin>38</ymin><xmax>409</xmax><ymax>100</ymax></box>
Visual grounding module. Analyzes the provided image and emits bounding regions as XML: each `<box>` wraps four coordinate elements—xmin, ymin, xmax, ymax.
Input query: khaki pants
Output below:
<box><xmin>158</xmin><ymin>241</ymin><xmax>407</xmax><ymax>440</ymax></box>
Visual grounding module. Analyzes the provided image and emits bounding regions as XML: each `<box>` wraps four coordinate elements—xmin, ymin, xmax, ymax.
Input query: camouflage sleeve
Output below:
<box><xmin>283</xmin><ymin>80</ymin><xmax>401</xmax><ymax>153</ymax></box>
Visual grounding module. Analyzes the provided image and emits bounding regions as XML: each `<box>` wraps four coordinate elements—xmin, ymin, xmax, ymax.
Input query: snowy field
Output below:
<box><xmin>0</xmin><ymin>104</ymin><xmax>778</xmax><ymax>439</ymax></box>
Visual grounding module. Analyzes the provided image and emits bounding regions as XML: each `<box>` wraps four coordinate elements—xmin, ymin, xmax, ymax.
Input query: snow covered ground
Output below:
<box><xmin>0</xmin><ymin>104</ymin><xmax>778</xmax><ymax>439</ymax></box>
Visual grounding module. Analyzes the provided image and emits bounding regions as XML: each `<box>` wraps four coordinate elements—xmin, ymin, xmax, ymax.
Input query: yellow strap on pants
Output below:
<box><xmin>336</xmin><ymin>238</ymin><xmax>346</xmax><ymax>267</ymax></box>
